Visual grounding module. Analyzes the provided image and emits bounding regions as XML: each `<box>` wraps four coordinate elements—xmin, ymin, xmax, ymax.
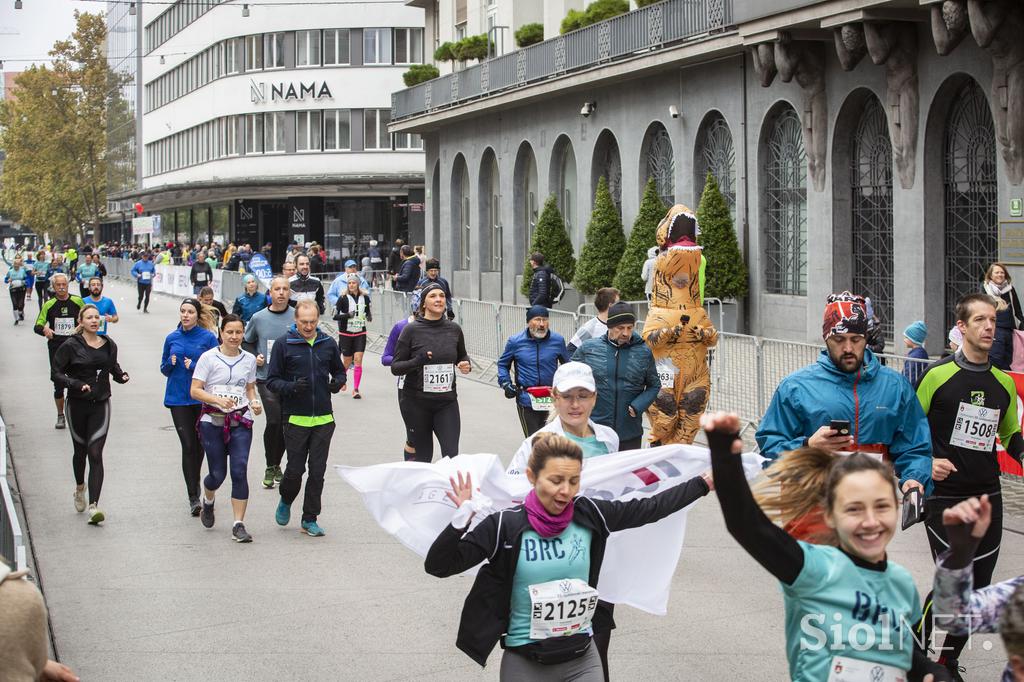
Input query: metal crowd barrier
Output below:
<box><xmin>1</xmin><ymin>413</ymin><xmax>26</xmax><ymax>571</ymax></box>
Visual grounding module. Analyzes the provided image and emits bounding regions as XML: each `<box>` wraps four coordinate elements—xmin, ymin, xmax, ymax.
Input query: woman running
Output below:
<box><xmin>333</xmin><ymin>274</ymin><xmax>371</xmax><ymax>399</ymax></box>
<box><xmin>161</xmin><ymin>298</ymin><xmax>219</xmax><ymax>516</ymax></box>
<box><xmin>190</xmin><ymin>314</ymin><xmax>262</xmax><ymax>543</ymax></box>
<box><xmin>232</xmin><ymin>274</ymin><xmax>267</xmax><ymax>323</ymax></box>
<box><xmin>53</xmin><ymin>304</ymin><xmax>129</xmax><ymax>525</ymax></box>
<box><xmin>5</xmin><ymin>254</ymin><xmax>30</xmax><ymax>324</ymax></box>
<box><xmin>390</xmin><ymin>283</ymin><xmax>470</xmax><ymax>462</ymax></box>
<box><xmin>426</xmin><ymin>432</ymin><xmax>712</xmax><ymax>679</ymax></box>
<box><xmin>703</xmin><ymin>411</ymin><xmax>944</xmax><ymax>681</ymax></box>
<box><xmin>32</xmin><ymin>250</ymin><xmax>51</xmax><ymax>309</ymax></box>
<box><xmin>381</xmin><ymin>293</ymin><xmax>418</xmax><ymax>461</ymax></box>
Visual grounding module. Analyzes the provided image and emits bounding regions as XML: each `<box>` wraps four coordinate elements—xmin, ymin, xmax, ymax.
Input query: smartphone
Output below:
<box><xmin>829</xmin><ymin>419</ymin><xmax>851</xmax><ymax>436</ymax></box>
<box><xmin>901</xmin><ymin>489</ymin><xmax>924</xmax><ymax>530</ymax></box>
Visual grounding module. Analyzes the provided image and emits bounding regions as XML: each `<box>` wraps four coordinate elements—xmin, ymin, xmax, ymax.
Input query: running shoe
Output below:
<box><xmin>262</xmin><ymin>467</ymin><xmax>276</xmax><ymax>489</ymax></box>
<box><xmin>189</xmin><ymin>496</ymin><xmax>201</xmax><ymax>517</ymax></box>
<box><xmin>87</xmin><ymin>504</ymin><xmax>104</xmax><ymax>525</ymax></box>
<box><xmin>232</xmin><ymin>523</ymin><xmax>253</xmax><ymax>543</ymax></box>
<box><xmin>200</xmin><ymin>498</ymin><xmax>215</xmax><ymax>528</ymax></box>
<box><xmin>275</xmin><ymin>499</ymin><xmax>291</xmax><ymax>526</ymax></box>
<box><xmin>55</xmin><ymin>414</ymin><xmax>66</xmax><ymax>429</ymax></box>
<box><xmin>301</xmin><ymin>520</ymin><xmax>325</xmax><ymax>537</ymax></box>
<box><xmin>73</xmin><ymin>487</ymin><xmax>86</xmax><ymax>513</ymax></box>
<box><xmin>273</xmin><ymin>465</ymin><xmax>283</xmax><ymax>483</ymax></box>
<box><xmin>352</xmin><ymin>391</ymin><xmax>362</xmax><ymax>400</ymax></box>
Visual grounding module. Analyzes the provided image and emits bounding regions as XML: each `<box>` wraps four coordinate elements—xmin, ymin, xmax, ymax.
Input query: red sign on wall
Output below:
<box><xmin>997</xmin><ymin>372</ymin><xmax>1024</xmax><ymax>476</ymax></box>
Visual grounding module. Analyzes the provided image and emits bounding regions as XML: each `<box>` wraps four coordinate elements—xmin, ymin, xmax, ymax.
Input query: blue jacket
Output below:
<box><xmin>756</xmin><ymin>349</ymin><xmax>933</xmax><ymax>494</ymax></box>
<box><xmin>902</xmin><ymin>346</ymin><xmax>930</xmax><ymax>387</ymax></box>
<box><xmin>131</xmin><ymin>259</ymin><xmax>156</xmax><ymax>283</ymax></box>
<box><xmin>417</xmin><ymin>274</ymin><xmax>454</xmax><ymax>314</ymax></box>
<box><xmin>497</xmin><ymin>329</ymin><xmax>571</xmax><ymax>408</ymax></box>
<box><xmin>232</xmin><ymin>292</ymin><xmax>268</xmax><ymax>323</ymax></box>
<box><xmin>327</xmin><ymin>272</ymin><xmax>371</xmax><ymax>308</ymax></box>
<box><xmin>266</xmin><ymin>326</ymin><xmax>346</xmax><ymax>418</ymax></box>
<box><xmin>160</xmin><ymin>325</ymin><xmax>219</xmax><ymax>407</ymax></box>
<box><xmin>571</xmin><ymin>332</ymin><xmax>660</xmax><ymax>440</ymax></box>
<box><xmin>394</xmin><ymin>256</ymin><xmax>421</xmax><ymax>292</ymax></box>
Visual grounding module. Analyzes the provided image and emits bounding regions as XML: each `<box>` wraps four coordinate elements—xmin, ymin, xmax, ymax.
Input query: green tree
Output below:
<box><xmin>574</xmin><ymin>177</ymin><xmax>626</xmax><ymax>295</ymax></box>
<box><xmin>520</xmin><ymin>194</ymin><xmax>577</xmax><ymax>296</ymax></box>
<box><xmin>613</xmin><ymin>178</ymin><xmax>665</xmax><ymax>299</ymax></box>
<box><xmin>0</xmin><ymin>11</ymin><xmax>125</xmax><ymax>242</ymax></box>
<box><xmin>560</xmin><ymin>9</ymin><xmax>586</xmax><ymax>34</ymax></box>
<box><xmin>635</xmin><ymin>0</ymin><xmax>662</xmax><ymax>6</ymax></box>
<box><xmin>583</xmin><ymin>0</ymin><xmax>629</xmax><ymax>25</ymax></box>
<box><xmin>515</xmin><ymin>23</ymin><xmax>544</xmax><ymax>47</ymax></box>
<box><xmin>402</xmin><ymin>64</ymin><xmax>440</xmax><ymax>86</ymax></box>
<box><xmin>434</xmin><ymin>41</ymin><xmax>456</xmax><ymax>61</ymax></box>
<box><xmin>696</xmin><ymin>172</ymin><xmax>748</xmax><ymax>300</ymax></box>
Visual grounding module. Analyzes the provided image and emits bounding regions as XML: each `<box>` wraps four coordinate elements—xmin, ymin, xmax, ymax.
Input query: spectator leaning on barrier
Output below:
<box><xmin>755</xmin><ymin>291</ymin><xmax>932</xmax><ymax>501</ymax></box>
<box><xmin>567</xmin><ymin>287</ymin><xmax>619</xmax><ymax>354</ymax></box>
<box><xmin>394</xmin><ymin>245</ymin><xmax>421</xmax><ymax>293</ymax></box>
<box><xmin>416</xmin><ymin>258</ymin><xmax>454</xmax><ymax>320</ymax></box>
<box><xmin>497</xmin><ymin>304</ymin><xmax>571</xmax><ymax>437</ymax></box>
<box><xmin>902</xmin><ymin>320</ymin><xmax>929</xmax><ymax>386</ymax></box>
<box><xmin>572</xmin><ymin>302</ymin><xmax>659</xmax><ymax>450</ymax></box>
<box><xmin>528</xmin><ymin>252</ymin><xmax>555</xmax><ymax>307</ymax></box>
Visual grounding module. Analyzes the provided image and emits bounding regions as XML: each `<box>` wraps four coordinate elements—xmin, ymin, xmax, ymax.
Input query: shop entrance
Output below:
<box><xmin>259</xmin><ymin>202</ymin><xmax>289</xmax><ymax>271</ymax></box>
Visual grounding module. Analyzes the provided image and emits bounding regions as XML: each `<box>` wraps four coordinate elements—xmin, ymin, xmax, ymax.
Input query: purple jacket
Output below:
<box><xmin>382</xmin><ymin>318</ymin><xmax>410</xmax><ymax>366</ymax></box>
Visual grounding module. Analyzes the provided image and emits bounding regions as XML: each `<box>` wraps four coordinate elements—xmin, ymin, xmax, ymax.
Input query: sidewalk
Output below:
<box><xmin>0</xmin><ymin>277</ymin><xmax>1021</xmax><ymax>681</ymax></box>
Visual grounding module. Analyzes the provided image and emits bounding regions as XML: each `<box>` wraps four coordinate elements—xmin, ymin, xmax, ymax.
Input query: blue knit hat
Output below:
<box><xmin>904</xmin><ymin>320</ymin><xmax>927</xmax><ymax>346</ymax></box>
<box><xmin>527</xmin><ymin>304</ymin><xmax>549</xmax><ymax>321</ymax></box>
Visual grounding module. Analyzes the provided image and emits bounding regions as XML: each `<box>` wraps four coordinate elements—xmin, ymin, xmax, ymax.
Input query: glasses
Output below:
<box><xmin>555</xmin><ymin>391</ymin><xmax>595</xmax><ymax>404</ymax></box>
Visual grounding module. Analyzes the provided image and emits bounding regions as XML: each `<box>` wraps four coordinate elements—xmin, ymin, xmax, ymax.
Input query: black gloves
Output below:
<box><xmin>446</xmin><ymin>309</ymin><xmax>455</xmax><ymax>321</ymax></box>
<box><xmin>291</xmin><ymin>377</ymin><xmax>310</xmax><ymax>395</ymax></box>
<box><xmin>502</xmin><ymin>383</ymin><xmax>518</xmax><ymax>399</ymax></box>
<box><xmin>328</xmin><ymin>378</ymin><xmax>345</xmax><ymax>394</ymax></box>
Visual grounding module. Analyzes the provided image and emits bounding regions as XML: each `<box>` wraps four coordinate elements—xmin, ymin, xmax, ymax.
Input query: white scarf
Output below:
<box><xmin>984</xmin><ymin>280</ymin><xmax>1013</xmax><ymax>297</ymax></box>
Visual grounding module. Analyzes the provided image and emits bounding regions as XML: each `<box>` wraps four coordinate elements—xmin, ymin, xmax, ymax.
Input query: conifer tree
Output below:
<box><xmin>696</xmin><ymin>172</ymin><xmax>748</xmax><ymax>300</ymax></box>
<box><xmin>613</xmin><ymin>178</ymin><xmax>665</xmax><ymax>300</ymax></box>
<box><xmin>520</xmin><ymin>195</ymin><xmax>577</xmax><ymax>296</ymax></box>
<box><xmin>574</xmin><ymin>177</ymin><xmax>627</xmax><ymax>295</ymax></box>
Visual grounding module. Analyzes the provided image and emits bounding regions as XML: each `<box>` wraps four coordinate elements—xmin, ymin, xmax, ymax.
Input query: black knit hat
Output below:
<box><xmin>606</xmin><ymin>302</ymin><xmax>636</xmax><ymax>327</ymax></box>
<box><xmin>425</xmin><ymin>258</ymin><xmax>440</xmax><ymax>271</ymax></box>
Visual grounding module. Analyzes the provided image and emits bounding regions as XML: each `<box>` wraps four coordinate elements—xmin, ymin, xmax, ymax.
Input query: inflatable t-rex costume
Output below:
<box><xmin>641</xmin><ymin>204</ymin><xmax>718</xmax><ymax>445</ymax></box>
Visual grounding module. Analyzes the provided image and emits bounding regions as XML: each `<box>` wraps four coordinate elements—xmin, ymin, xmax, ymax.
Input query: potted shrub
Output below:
<box><xmin>402</xmin><ymin>64</ymin><xmax>440</xmax><ymax>87</ymax></box>
<box><xmin>515</xmin><ymin>22</ymin><xmax>544</xmax><ymax>48</ymax></box>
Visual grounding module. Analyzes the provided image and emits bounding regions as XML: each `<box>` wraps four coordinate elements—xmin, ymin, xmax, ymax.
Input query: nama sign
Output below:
<box><xmin>250</xmin><ymin>79</ymin><xmax>333</xmax><ymax>104</ymax></box>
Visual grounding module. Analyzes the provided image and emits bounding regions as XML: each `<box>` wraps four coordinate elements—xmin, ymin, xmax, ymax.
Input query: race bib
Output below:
<box><xmin>9</xmin><ymin>279</ymin><xmax>24</xmax><ymax>289</ymax></box>
<box><xmin>98</xmin><ymin>318</ymin><xmax>107</xmax><ymax>335</ymax></box>
<box><xmin>196</xmin><ymin>272</ymin><xmax>207</xmax><ymax>282</ymax></box>
<box><xmin>422</xmin><ymin>363</ymin><xmax>454</xmax><ymax>393</ymax></box>
<box><xmin>348</xmin><ymin>317</ymin><xmax>366</xmax><ymax>332</ymax></box>
<box><xmin>265</xmin><ymin>339</ymin><xmax>275</xmax><ymax>358</ymax></box>
<box><xmin>210</xmin><ymin>384</ymin><xmax>247</xmax><ymax>412</ymax></box>
<box><xmin>529</xmin><ymin>578</ymin><xmax>599</xmax><ymax>640</ymax></box>
<box><xmin>528</xmin><ymin>391</ymin><xmax>554</xmax><ymax>412</ymax></box>
<box><xmin>656</xmin><ymin>357</ymin><xmax>678</xmax><ymax>389</ymax></box>
<box><xmin>296</xmin><ymin>291</ymin><xmax>315</xmax><ymax>301</ymax></box>
<box><xmin>950</xmin><ymin>401</ymin><xmax>999</xmax><ymax>451</ymax></box>
<box><xmin>54</xmin><ymin>317</ymin><xmax>75</xmax><ymax>335</ymax></box>
<box><xmin>397</xmin><ymin>375</ymin><xmax>406</xmax><ymax>389</ymax></box>
<box><xmin>141</xmin><ymin>271</ymin><xmax>152</xmax><ymax>282</ymax></box>
<box><xmin>827</xmin><ymin>656</ymin><xmax>906</xmax><ymax>682</ymax></box>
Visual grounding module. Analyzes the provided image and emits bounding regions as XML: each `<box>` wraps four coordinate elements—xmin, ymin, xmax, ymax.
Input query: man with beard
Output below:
<box><xmin>288</xmin><ymin>254</ymin><xmax>325</xmax><ymax>315</ymax></box>
<box><xmin>84</xmin><ymin>276</ymin><xmax>119</xmax><ymax>336</ymax></box>
<box><xmin>497</xmin><ymin>305</ymin><xmax>570</xmax><ymax>437</ymax></box>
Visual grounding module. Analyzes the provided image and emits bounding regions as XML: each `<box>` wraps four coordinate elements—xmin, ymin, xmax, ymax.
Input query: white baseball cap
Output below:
<box><xmin>553</xmin><ymin>362</ymin><xmax>596</xmax><ymax>393</ymax></box>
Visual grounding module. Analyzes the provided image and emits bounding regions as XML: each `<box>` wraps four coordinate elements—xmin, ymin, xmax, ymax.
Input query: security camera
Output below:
<box><xmin>580</xmin><ymin>102</ymin><xmax>595</xmax><ymax>117</ymax></box>
<box><xmin>669</xmin><ymin>105</ymin><xmax>680</xmax><ymax>119</ymax></box>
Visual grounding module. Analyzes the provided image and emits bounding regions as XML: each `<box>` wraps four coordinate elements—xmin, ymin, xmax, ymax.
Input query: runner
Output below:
<box><xmin>190</xmin><ymin>251</ymin><xmax>214</xmax><ymax>295</ymax></box>
<box><xmin>4</xmin><ymin>254</ymin><xmax>29</xmax><ymax>324</ymax></box>
<box><xmin>84</xmin><ymin>276</ymin><xmax>118</xmax><ymax>336</ymax></box>
<box><xmin>267</xmin><ymin>299</ymin><xmax>346</xmax><ymax>537</ymax></box>
<box><xmin>498</xmin><ymin>305</ymin><xmax>570</xmax><ymax>437</ymax></box>
<box><xmin>704</xmin><ymin>411</ymin><xmax>944</xmax><ymax>681</ymax></box>
<box><xmin>53</xmin><ymin>304</ymin><xmax>130</xmax><ymax>525</ymax></box>
<box><xmin>31</xmin><ymin>250</ymin><xmax>51</xmax><ymax>309</ymax></box>
<box><xmin>74</xmin><ymin>257</ymin><xmax>98</xmax><ymax>298</ymax></box>
<box><xmin>425</xmin><ymin>431</ymin><xmax>712</xmax><ymax>676</ymax></box>
<box><xmin>381</xmin><ymin>293</ymin><xmax>418</xmax><ymax>461</ymax></box>
<box><xmin>914</xmin><ymin>292</ymin><xmax>1024</xmax><ymax>679</ymax></box>
<box><xmin>34</xmin><ymin>273</ymin><xmax>85</xmax><ymax>429</ymax></box>
<box><xmin>333</xmin><ymin>274</ymin><xmax>371</xmax><ymax>399</ymax></box>
<box><xmin>161</xmin><ymin>298</ymin><xmax>219</xmax><ymax>516</ymax></box>
<box><xmin>390</xmin><ymin>283</ymin><xmax>471</xmax><ymax>462</ymax></box>
<box><xmin>232</xmin><ymin>274</ymin><xmax>267</xmax><ymax>323</ymax></box>
<box><xmin>288</xmin><ymin>254</ymin><xmax>325</xmax><ymax>314</ymax></box>
<box><xmin>131</xmin><ymin>252</ymin><xmax>155</xmax><ymax>313</ymax></box>
<box><xmin>190</xmin><ymin>314</ymin><xmax>262</xmax><ymax>543</ymax></box>
<box><xmin>243</xmin><ymin>275</ymin><xmax>293</xmax><ymax>489</ymax></box>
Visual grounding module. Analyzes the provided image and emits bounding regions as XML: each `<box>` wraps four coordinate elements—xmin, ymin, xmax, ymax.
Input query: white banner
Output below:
<box><xmin>337</xmin><ymin>445</ymin><xmax>763</xmax><ymax>615</ymax></box>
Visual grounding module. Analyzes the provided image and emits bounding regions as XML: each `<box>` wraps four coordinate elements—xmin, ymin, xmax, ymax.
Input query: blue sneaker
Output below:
<box><xmin>301</xmin><ymin>520</ymin><xmax>325</xmax><ymax>537</ymax></box>
<box><xmin>275</xmin><ymin>500</ymin><xmax>291</xmax><ymax>526</ymax></box>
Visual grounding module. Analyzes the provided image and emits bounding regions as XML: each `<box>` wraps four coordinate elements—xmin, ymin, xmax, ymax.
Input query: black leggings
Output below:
<box><xmin>169</xmin><ymin>404</ymin><xmax>204</xmax><ymax>499</ymax></box>
<box><xmin>9</xmin><ymin>286</ymin><xmax>26</xmax><ymax>315</ymax></box>
<box><xmin>406</xmin><ymin>397</ymin><xmax>460</xmax><ymax>463</ymax></box>
<box><xmin>66</xmin><ymin>399</ymin><xmax>110</xmax><ymax>505</ymax></box>
<box><xmin>919</xmin><ymin>492</ymin><xmax>1004</xmax><ymax>660</ymax></box>
<box><xmin>398</xmin><ymin>390</ymin><xmax>416</xmax><ymax>460</ymax></box>
<box><xmin>257</xmin><ymin>382</ymin><xmax>285</xmax><ymax>468</ymax></box>
<box><xmin>35</xmin><ymin>281</ymin><xmax>50</xmax><ymax>309</ymax></box>
<box><xmin>137</xmin><ymin>282</ymin><xmax>151</xmax><ymax>310</ymax></box>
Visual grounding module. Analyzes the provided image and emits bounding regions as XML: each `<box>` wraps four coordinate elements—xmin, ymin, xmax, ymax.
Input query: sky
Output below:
<box><xmin>0</xmin><ymin>0</ymin><xmax>82</xmax><ymax>72</ymax></box>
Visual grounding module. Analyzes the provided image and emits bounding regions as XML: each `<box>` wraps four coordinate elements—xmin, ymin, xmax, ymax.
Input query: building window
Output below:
<box><xmin>644</xmin><ymin>124</ymin><xmax>675</xmax><ymax>206</ymax></box>
<box><xmin>763</xmin><ymin>107</ymin><xmax>807</xmax><ymax>296</ymax></box>
<box><xmin>324</xmin><ymin>109</ymin><xmax>351</xmax><ymax>150</ymax></box>
<box><xmin>245</xmin><ymin>35</ymin><xmax>263</xmax><ymax>71</ymax></box>
<box><xmin>296</xmin><ymin>30</ymin><xmax>321</xmax><ymax>67</ymax></box>
<box><xmin>296</xmin><ymin>111</ymin><xmax>322</xmax><ymax>151</ymax></box>
<box><xmin>393</xmin><ymin>132</ymin><xmax>423</xmax><ymax>150</ymax></box>
<box><xmin>364</xmin><ymin>28</ymin><xmax>392</xmax><ymax>65</ymax></box>
<box><xmin>394</xmin><ymin>28</ymin><xmax>423</xmax><ymax>65</ymax></box>
<box><xmin>557</xmin><ymin>142</ymin><xmax>577</xmax><ymax>245</ymax></box>
<box><xmin>697</xmin><ymin>113</ymin><xmax>736</xmax><ymax>220</ymax></box>
<box><xmin>246</xmin><ymin>113</ymin><xmax>264</xmax><ymax>154</ymax></box>
<box><xmin>488</xmin><ymin>156</ymin><xmax>501</xmax><ymax>271</ymax></box>
<box><xmin>323</xmin><ymin>29</ymin><xmax>350</xmax><ymax>65</ymax></box>
<box><xmin>264</xmin><ymin>32</ymin><xmax>286</xmax><ymax>69</ymax></box>
<box><xmin>592</xmin><ymin>132</ymin><xmax>621</xmax><ymax>214</ymax></box>
<box><xmin>264</xmin><ymin>111</ymin><xmax>286</xmax><ymax>152</ymax></box>
<box><xmin>364</xmin><ymin>109</ymin><xmax>391</xmax><ymax>150</ymax></box>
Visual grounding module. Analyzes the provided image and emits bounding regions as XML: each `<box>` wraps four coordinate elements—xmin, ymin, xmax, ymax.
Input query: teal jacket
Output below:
<box><xmin>571</xmin><ymin>332</ymin><xmax>659</xmax><ymax>440</ymax></box>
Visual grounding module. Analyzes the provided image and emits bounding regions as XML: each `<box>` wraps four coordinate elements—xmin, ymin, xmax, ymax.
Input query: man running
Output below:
<box><xmin>34</xmin><ymin>273</ymin><xmax>85</xmax><ymax>429</ymax></box>
<box><xmin>497</xmin><ymin>305</ymin><xmax>570</xmax><ymax>437</ymax></box>
<box><xmin>567</xmin><ymin>287</ymin><xmax>619</xmax><ymax>354</ymax></box>
<box><xmin>915</xmin><ymin>293</ymin><xmax>1024</xmax><ymax>680</ymax></box>
<box><xmin>267</xmin><ymin>299</ymin><xmax>346</xmax><ymax>537</ymax></box>
<box><xmin>243</xmin><ymin>276</ymin><xmax>293</xmax><ymax>489</ymax></box>
<box><xmin>84</xmin><ymin>276</ymin><xmax>118</xmax><ymax>336</ymax></box>
<box><xmin>131</xmin><ymin>252</ymin><xmax>156</xmax><ymax>313</ymax></box>
<box><xmin>288</xmin><ymin>254</ymin><xmax>325</xmax><ymax>314</ymax></box>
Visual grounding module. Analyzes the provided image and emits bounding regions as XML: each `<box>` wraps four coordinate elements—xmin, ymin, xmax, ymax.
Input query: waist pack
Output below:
<box><xmin>507</xmin><ymin>633</ymin><xmax>592</xmax><ymax>665</ymax></box>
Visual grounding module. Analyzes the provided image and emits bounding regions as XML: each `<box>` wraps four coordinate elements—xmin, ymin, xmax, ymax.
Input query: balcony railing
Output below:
<box><xmin>392</xmin><ymin>0</ymin><xmax>733</xmax><ymax>121</ymax></box>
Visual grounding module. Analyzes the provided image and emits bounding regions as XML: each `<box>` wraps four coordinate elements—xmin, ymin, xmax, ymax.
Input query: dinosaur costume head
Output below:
<box><xmin>651</xmin><ymin>204</ymin><xmax>702</xmax><ymax>309</ymax></box>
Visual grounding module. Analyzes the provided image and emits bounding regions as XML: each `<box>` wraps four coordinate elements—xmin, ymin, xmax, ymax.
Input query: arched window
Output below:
<box><xmin>514</xmin><ymin>143</ymin><xmax>539</xmax><ymax>263</ymax></box>
<box><xmin>696</xmin><ymin>113</ymin><xmax>736</xmax><ymax>218</ymax></box>
<box><xmin>763</xmin><ymin>107</ymin><xmax>807</xmax><ymax>296</ymax></box>
<box><xmin>643</xmin><ymin>124</ymin><xmax>675</xmax><ymax>205</ymax></box>
<box><xmin>479</xmin><ymin>150</ymin><xmax>501</xmax><ymax>272</ymax></box>
<box><xmin>945</xmin><ymin>80</ymin><xmax>998</xmax><ymax>329</ymax></box>
<box><xmin>592</xmin><ymin>130</ymin><xmax>622</xmax><ymax>213</ymax></box>
<box><xmin>557</xmin><ymin>141</ymin><xmax>578</xmax><ymax>246</ymax></box>
<box><xmin>851</xmin><ymin>96</ymin><xmax>894</xmax><ymax>338</ymax></box>
<box><xmin>451</xmin><ymin>155</ymin><xmax>470</xmax><ymax>270</ymax></box>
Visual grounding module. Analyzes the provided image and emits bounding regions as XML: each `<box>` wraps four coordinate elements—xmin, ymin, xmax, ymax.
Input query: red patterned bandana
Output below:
<box><xmin>822</xmin><ymin>291</ymin><xmax>868</xmax><ymax>340</ymax></box>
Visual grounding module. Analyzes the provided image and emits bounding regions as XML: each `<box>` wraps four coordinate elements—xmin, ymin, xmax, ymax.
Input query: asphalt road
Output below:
<box><xmin>1</xmin><ymin>276</ymin><xmax>1021</xmax><ymax>681</ymax></box>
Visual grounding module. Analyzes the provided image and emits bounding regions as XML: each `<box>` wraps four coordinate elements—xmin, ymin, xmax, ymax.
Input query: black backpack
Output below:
<box><xmin>549</xmin><ymin>272</ymin><xmax>565</xmax><ymax>305</ymax></box>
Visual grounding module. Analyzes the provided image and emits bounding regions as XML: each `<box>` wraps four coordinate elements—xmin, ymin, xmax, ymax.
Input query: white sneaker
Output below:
<box><xmin>87</xmin><ymin>504</ymin><xmax>104</xmax><ymax>525</ymax></box>
<box><xmin>74</xmin><ymin>487</ymin><xmax>86</xmax><ymax>513</ymax></box>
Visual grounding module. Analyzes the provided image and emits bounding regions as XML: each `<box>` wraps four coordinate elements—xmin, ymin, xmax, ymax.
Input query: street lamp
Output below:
<box><xmin>15</xmin><ymin>0</ymin><xmax>23</xmax><ymax>9</ymax></box>
<box><xmin>242</xmin><ymin>4</ymin><xmax>249</xmax><ymax>17</ymax></box>
<box><xmin>129</xmin><ymin>1</ymin><xmax>136</xmax><ymax>15</ymax></box>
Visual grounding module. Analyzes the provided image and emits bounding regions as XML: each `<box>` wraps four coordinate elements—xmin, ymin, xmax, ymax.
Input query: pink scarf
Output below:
<box><xmin>524</xmin><ymin>489</ymin><xmax>574</xmax><ymax>538</ymax></box>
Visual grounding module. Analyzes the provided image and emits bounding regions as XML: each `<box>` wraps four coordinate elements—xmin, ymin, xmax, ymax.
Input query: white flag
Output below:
<box><xmin>336</xmin><ymin>445</ymin><xmax>763</xmax><ymax>616</ymax></box>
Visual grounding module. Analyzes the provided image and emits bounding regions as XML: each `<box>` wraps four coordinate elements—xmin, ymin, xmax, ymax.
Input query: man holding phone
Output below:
<box><xmin>756</xmin><ymin>291</ymin><xmax>932</xmax><ymax>495</ymax></box>
<box><xmin>914</xmin><ymin>293</ymin><xmax>1024</xmax><ymax>680</ymax></box>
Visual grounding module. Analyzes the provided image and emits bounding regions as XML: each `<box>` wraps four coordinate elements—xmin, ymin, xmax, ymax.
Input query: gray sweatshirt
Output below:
<box><xmin>243</xmin><ymin>306</ymin><xmax>294</xmax><ymax>380</ymax></box>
